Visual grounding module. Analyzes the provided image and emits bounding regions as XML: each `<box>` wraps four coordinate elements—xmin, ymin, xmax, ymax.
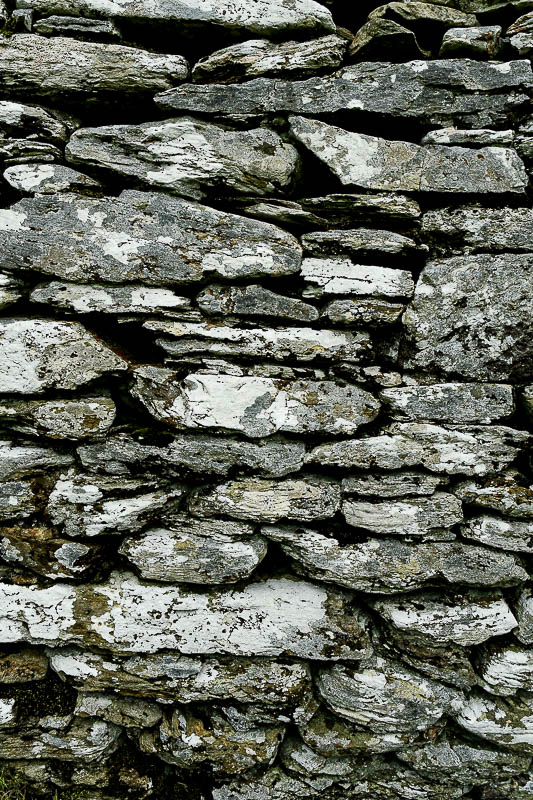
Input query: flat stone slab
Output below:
<box><xmin>477</xmin><ymin>644</ymin><xmax>533</xmax><ymax>695</ymax></box>
<box><xmin>197</xmin><ymin>283</ymin><xmax>319</xmax><ymax>322</ymax></box>
<box><xmin>380</xmin><ymin>383</ymin><xmax>514</xmax><ymax>423</ymax></box>
<box><xmin>456</xmin><ymin>692</ymin><xmax>533</xmax><ymax>752</ymax></box>
<box><xmin>462</xmin><ymin>514</ymin><xmax>533</xmax><ymax>553</ymax></box>
<box><xmin>4</xmin><ymin>164</ymin><xmax>102</xmax><ymax>195</ymax></box>
<box><xmin>31</xmin><ymin>281</ymin><xmax>193</xmax><ymax>316</ymax></box>
<box><xmin>301</xmin><ymin>258</ymin><xmax>415</xmax><ymax>297</ymax></box>
<box><xmin>0</xmin><ymin>396</ymin><xmax>116</xmax><ymax>440</ymax></box>
<box><xmin>422</xmin><ymin>205</ymin><xmax>533</xmax><ymax>251</ymax></box>
<box><xmin>343</xmin><ymin>493</ymin><xmax>463</xmax><ymax>538</ymax></box>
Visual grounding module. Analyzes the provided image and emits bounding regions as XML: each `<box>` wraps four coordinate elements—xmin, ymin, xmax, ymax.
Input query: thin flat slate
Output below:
<box><xmin>0</xmin><ymin>190</ymin><xmax>301</xmax><ymax>286</ymax></box>
<box><xmin>31</xmin><ymin>282</ymin><xmax>193</xmax><ymax>316</ymax></box>
<box><xmin>66</xmin><ymin>118</ymin><xmax>300</xmax><ymax>200</ymax></box>
<box><xmin>380</xmin><ymin>383</ymin><xmax>514</xmax><ymax>423</ymax></box>
<box><xmin>0</xmin><ymin>35</ymin><xmax>188</xmax><ymax>101</ymax></box>
<box><xmin>289</xmin><ymin>116</ymin><xmax>528</xmax><ymax>194</ymax></box>
<box><xmin>343</xmin><ymin>493</ymin><xmax>463</xmax><ymax>538</ymax></box>
<box><xmin>301</xmin><ymin>258</ymin><xmax>414</xmax><ymax>297</ymax></box>
<box><xmin>155</xmin><ymin>59</ymin><xmax>533</xmax><ymax>128</ymax></box>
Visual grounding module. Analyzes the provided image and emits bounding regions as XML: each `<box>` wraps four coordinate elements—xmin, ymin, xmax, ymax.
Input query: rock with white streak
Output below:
<box><xmin>0</xmin><ymin>396</ymin><xmax>115</xmax><ymax>440</ymax></box>
<box><xmin>0</xmin><ymin>481</ymin><xmax>38</xmax><ymax>521</ymax></box>
<box><xmin>0</xmin><ymin>35</ymin><xmax>188</xmax><ymax>102</ymax></box>
<box><xmin>421</xmin><ymin>127</ymin><xmax>514</xmax><ymax>146</ymax></box>
<box><xmin>0</xmin><ymin>190</ymin><xmax>301</xmax><ymax>285</ymax></box>
<box><xmin>342</xmin><ymin>471</ymin><xmax>444</xmax><ymax>497</ymax></box>
<box><xmin>4</xmin><ymin>164</ymin><xmax>102</xmax><ymax>195</ymax></box>
<box><xmin>31</xmin><ymin>281</ymin><xmax>192</xmax><ymax>316</ymax></box>
<box><xmin>380</xmin><ymin>383</ymin><xmax>514</xmax><ymax>423</ymax></box>
<box><xmin>455</xmin><ymin>476</ymin><xmax>533</xmax><ymax>518</ymax></box>
<box><xmin>301</xmin><ymin>228</ymin><xmax>425</xmax><ymax>259</ymax></box>
<box><xmin>477</xmin><ymin>644</ymin><xmax>533</xmax><ymax>695</ymax></box>
<box><xmin>0</xmin><ymin>572</ymin><xmax>370</xmax><ymax>659</ymax></box>
<box><xmin>301</xmin><ymin>258</ymin><xmax>414</xmax><ymax>298</ymax></box>
<box><xmin>462</xmin><ymin>515</ymin><xmax>533</xmax><ymax>553</ymax></box>
<box><xmin>507</xmin><ymin>11</ymin><xmax>533</xmax><ymax>55</ymax></box>
<box><xmin>369</xmin><ymin>2</ymin><xmax>478</xmax><ymax>34</ymax></box>
<box><xmin>403</xmin><ymin>254</ymin><xmax>533</xmax><ymax>380</ymax></box>
<box><xmin>322</xmin><ymin>298</ymin><xmax>404</xmax><ymax>325</ymax></box>
<box><xmin>0</xmin><ymin>698</ymin><xmax>17</xmax><ymax>727</ymax></box>
<box><xmin>0</xmin><ymin>319</ymin><xmax>127</xmax><ymax>394</ymax></box>
<box><xmin>343</xmin><ymin>493</ymin><xmax>463</xmax><ymax>538</ymax></box>
<box><xmin>155</xmin><ymin>60</ymin><xmax>533</xmax><ymax>128</ymax></box>
<box><xmin>132</xmin><ymin>368</ymin><xmax>380</xmax><ymax>438</ymax></box>
<box><xmin>192</xmin><ymin>35</ymin><xmax>347</xmax><ymax>83</ymax></box>
<box><xmin>145</xmin><ymin>320</ymin><xmax>371</xmax><ymax>363</ymax></box>
<box><xmin>0</xmin><ymin>139</ymin><xmax>61</xmax><ymax>166</ymax></box>
<box><xmin>372</xmin><ymin>589</ymin><xmax>518</xmax><ymax>647</ymax></box>
<box><xmin>119</xmin><ymin>515</ymin><xmax>267</xmax><ymax>583</ymax></box>
<box><xmin>75</xmin><ymin>693</ymin><xmax>162</xmax><ymax>728</ymax></box>
<box><xmin>0</xmin><ymin>718</ymin><xmax>121</xmax><ymax>761</ymax></box>
<box><xmin>0</xmin><ymin>100</ymin><xmax>72</xmax><ymax>143</ymax></box>
<box><xmin>0</xmin><ymin>273</ymin><xmax>24</xmax><ymax>310</ymax></box>
<box><xmin>290</xmin><ymin>116</ymin><xmax>527</xmax><ymax>194</ymax></box>
<box><xmin>263</xmin><ymin>525</ymin><xmax>527</xmax><ymax>593</ymax></box>
<box><xmin>197</xmin><ymin>284</ymin><xmax>319</xmax><ymax>322</ymax></box>
<box><xmin>298</xmin><ymin>708</ymin><xmax>409</xmax><ymax>755</ymax></box>
<box><xmin>456</xmin><ymin>691</ymin><xmax>533</xmax><ymax>752</ymax></box>
<box><xmin>189</xmin><ymin>477</ymin><xmax>341</xmax><ymax>523</ymax></box>
<box><xmin>0</xmin><ymin>441</ymin><xmax>73</xmax><ymax>481</ymax></box>
<box><xmin>0</xmin><ymin>526</ymin><xmax>101</xmax><ymax>580</ymax></box>
<box><xmin>33</xmin><ymin>15</ymin><xmax>122</xmax><ymax>39</ymax></box>
<box><xmin>422</xmin><ymin>206</ymin><xmax>533</xmax><ymax>251</ymax></box>
<box><xmin>307</xmin><ymin>423</ymin><xmax>529</xmax><ymax>475</ymax></box>
<box><xmin>66</xmin><ymin>118</ymin><xmax>299</xmax><ymax>201</ymax></box>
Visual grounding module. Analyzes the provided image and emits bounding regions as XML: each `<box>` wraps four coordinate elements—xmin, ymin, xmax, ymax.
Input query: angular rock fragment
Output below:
<box><xmin>322</xmin><ymin>298</ymin><xmax>404</xmax><ymax>325</ymax></box>
<box><xmin>263</xmin><ymin>525</ymin><xmax>527</xmax><ymax>592</ymax></box>
<box><xmin>455</xmin><ymin>476</ymin><xmax>533</xmax><ymax>517</ymax></box>
<box><xmin>440</xmin><ymin>25</ymin><xmax>502</xmax><ymax>57</ymax></box>
<box><xmin>0</xmin><ymin>273</ymin><xmax>24</xmax><ymax>310</ymax></box>
<box><xmin>372</xmin><ymin>589</ymin><xmax>518</xmax><ymax>646</ymax></box>
<box><xmin>0</xmin><ymin>441</ymin><xmax>73</xmax><ymax>481</ymax></box>
<box><xmin>299</xmin><ymin>707</ymin><xmax>409</xmax><ymax>755</ymax></box>
<box><xmin>4</xmin><ymin>164</ymin><xmax>102</xmax><ymax>195</ymax></box>
<box><xmin>0</xmin><ymin>649</ymin><xmax>48</xmax><ymax>683</ymax></box>
<box><xmin>290</xmin><ymin>116</ymin><xmax>527</xmax><ymax>194</ymax></box>
<box><xmin>342</xmin><ymin>471</ymin><xmax>444</xmax><ymax>496</ymax></box>
<box><xmin>0</xmin><ymin>190</ymin><xmax>301</xmax><ymax>285</ymax></box>
<box><xmin>66</xmin><ymin>118</ymin><xmax>299</xmax><ymax>201</ymax></box>
<box><xmin>380</xmin><ymin>383</ymin><xmax>514</xmax><ymax>423</ymax></box>
<box><xmin>0</xmin><ymin>319</ymin><xmax>127</xmax><ymax>394</ymax></box>
<box><xmin>78</xmin><ymin>432</ymin><xmax>305</xmax><ymax>478</ymax></box>
<box><xmin>119</xmin><ymin>516</ymin><xmax>267</xmax><ymax>583</ymax></box>
<box><xmin>0</xmin><ymin>100</ymin><xmax>71</xmax><ymax>143</ymax></box>
<box><xmin>192</xmin><ymin>35</ymin><xmax>347</xmax><ymax>83</ymax></box>
<box><xmin>0</xmin><ymin>718</ymin><xmax>121</xmax><ymax>761</ymax></box>
<box><xmin>422</xmin><ymin>205</ymin><xmax>533</xmax><ymax>251</ymax></box>
<box><xmin>349</xmin><ymin>18</ymin><xmax>426</xmax><ymax>61</ymax></box>
<box><xmin>301</xmin><ymin>258</ymin><xmax>414</xmax><ymax>297</ymax></box>
<box><xmin>0</xmin><ymin>139</ymin><xmax>61</xmax><ymax>166</ymax></box>
<box><xmin>33</xmin><ymin>15</ymin><xmax>122</xmax><ymax>39</ymax></box>
<box><xmin>197</xmin><ymin>284</ymin><xmax>319</xmax><ymax>322</ymax></box>
<box><xmin>477</xmin><ymin>644</ymin><xmax>533</xmax><ymax>695</ymax></box>
<box><xmin>132</xmin><ymin>368</ymin><xmax>380</xmax><ymax>438</ymax></box>
<box><xmin>403</xmin><ymin>254</ymin><xmax>533</xmax><ymax>380</ymax></box>
<box><xmin>0</xmin><ymin>527</ymin><xmax>100</xmax><ymax>580</ymax></box>
<box><xmin>421</xmin><ymin>127</ymin><xmax>514</xmax><ymax>146</ymax></box>
<box><xmin>343</xmin><ymin>493</ymin><xmax>462</xmax><ymax>538</ymax></box>
<box><xmin>0</xmin><ymin>396</ymin><xmax>115</xmax><ymax>440</ymax></box>
<box><xmin>189</xmin><ymin>477</ymin><xmax>341</xmax><ymax>523</ymax></box>
<box><xmin>75</xmin><ymin>693</ymin><xmax>162</xmax><ymax>728</ymax></box>
<box><xmin>307</xmin><ymin>423</ymin><xmax>528</xmax><ymax>475</ymax></box>
<box><xmin>31</xmin><ymin>281</ymin><xmax>192</xmax><ymax>316</ymax></box>
<box><xmin>462</xmin><ymin>515</ymin><xmax>533</xmax><ymax>553</ymax></box>
<box><xmin>0</xmin><ymin>35</ymin><xmax>188</xmax><ymax>101</ymax></box>
<box><xmin>0</xmin><ymin>572</ymin><xmax>370</xmax><ymax>659</ymax></box>
<box><xmin>369</xmin><ymin>1</ymin><xmax>478</xmax><ymax>34</ymax></box>
<box><xmin>507</xmin><ymin>10</ymin><xmax>533</xmax><ymax>55</ymax></box>
<box><xmin>145</xmin><ymin>320</ymin><xmax>371</xmax><ymax>363</ymax></box>
<box><xmin>0</xmin><ymin>481</ymin><xmax>38</xmax><ymax>521</ymax></box>
<box><xmin>456</xmin><ymin>691</ymin><xmax>533</xmax><ymax>752</ymax></box>
<box><xmin>156</xmin><ymin>59</ymin><xmax>533</xmax><ymax>128</ymax></box>
<box><xmin>301</xmin><ymin>228</ymin><xmax>425</xmax><ymax>259</ymax></box>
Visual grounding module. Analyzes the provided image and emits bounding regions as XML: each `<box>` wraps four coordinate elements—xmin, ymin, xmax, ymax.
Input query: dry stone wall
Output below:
<box><xmin>0</xmin><ymin>0</ymin><xmax>532</xmax><ymax>798</ymax></box>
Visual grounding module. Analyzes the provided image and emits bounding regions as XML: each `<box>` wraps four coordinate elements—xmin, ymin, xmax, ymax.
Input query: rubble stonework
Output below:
<box><xmin>0</xmin><ymin>1</ymin><xmax>532</xmax><ymax>798</ymax></box>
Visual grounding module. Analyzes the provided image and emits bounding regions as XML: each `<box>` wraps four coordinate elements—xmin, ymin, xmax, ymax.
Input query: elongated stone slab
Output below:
<box><xmin>75</xmin><ymin>692</ymin><xmax>162</xmax><ymax>729</ymax></box>
<box><xmin>0</xmin><ymin>441</ymin><xmax>72</xmax><ymax>481</ymax></box>
<box><xmin>4</xmin><ymin>164</ymin><xmax>102</xmax><ymax>195</ymax></box>
<box><xmin>477</xmin><ymin>645</ymin><xmax>533</xmax><ymax>695</ymax></box>
<box><xmin>343</xmin><ymin>493</ymin><xmax>463</xmax><ymax>538</ymax></box>
<box><xmin>322</xmin><ymin>298</ymin><xmax>404</xmax><ymax>325</ymax></box>
<box><xmin>155</xmin><ymin>59</ymin><xmax>533</xmax><ymax>128</ymax></box>
<box><xmin>422</xmin><ymin>205</ymin><xmax>533</xmax><ymax>251</ymax></box>
<box><xmin>0</xmin><ymin>190</ymin><xmax>301</xmax><ymax>286</ymax></box>
<box><xmin>342</xmin><ymin>471</ymin><xmax>444</xmax><ymax>497</ymax></box>
<box><xmin>66</xmin><ymin>118</ymin><xmax>299</xmax><ymax>201</ymax></box>
<box><xmin>301</xmin><ymin>228</ymin><xmax>424</xmax><ymax>258</ymax></box>
<box><xmin>290</xmin><ymin>116</ymin><xmax>527</xmax><ymax>194</ymax></box>
<box><xmin>0</xmin><ymin>35</ymin><xmax>188</xmax><ymax>101</ymax></box>
<box><xmin>462</xmin><ymin>515</ymin><xmax>533</xmax><ymax>553</ymax></box>
<box><xmin>0</xmin><ymin>719</ymin><xmax>121</xmax><ymax>761</ymax></box>
<box><xmin>298</xmin><ymin>708</ymin><xmax>409</xmax><ymax>755</ymax></box>
<box><xmin>301</xmin><ymin>258</ymin><xmax>414</xmax><ymax>297</ymax></box>
<box><xmin>455</xmin><ymin>477</ymin><xmax>533</xmax><ymax>518</ymax></box>
<box><xmin>263</xmin><ymin>525</ymin><xmax>527</xmax><ymax>593</ymax></box>
<box><xmin>380</xmin><ymin>383</ymin><xmax>514</xmax><ymax>423</ymax></box>
<box><xmin>132</xmin><ymin>368</ymin><xmax>380</xmax><ymax>437</ymax></box>
<box><xmin>456</xmin><ymin>692</ymin><xmax>533</xmax><ymax>752</ymax></box>
<box><xmin>0</xmin><ymin>396</ymin><xmax>116</xmax><ymax>440</ymax></box>
<box><xmin>0</xmin><ymin>572</ymin><xmax>370</xmax><ymax>659</ymax></box>
<box><xmin>31</xmin><ymin>281</ymin><xmax>192</xmax><ymax>316</ymax></box>
<box><xmin>197</xmin><ymin>283</ymin><xmax>319</xmax><ymax>322</ymax></box>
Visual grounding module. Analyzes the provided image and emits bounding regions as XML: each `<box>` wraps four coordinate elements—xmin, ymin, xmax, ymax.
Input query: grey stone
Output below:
<box><xmin>421</xmin><ymin>127</ymin><xmax>514</xmax><ymax>146</ymax></box>
<box><xmin>462</xmin><ymin>515</ymin><xmax>533</xmax><ymax>553</ymax></box>
<box><xmin>342</xmin><ymin>471</ymin><xmax>444</xmax><ymax>496</ymax></box>
<box><xmin>441</xmin><ymin>24</ymin><xmax>501</xmax><ymax>57</ymax></box>
<box><xmin>507</xmin><ymin>10</ymin><xmax>533</xmax><ymax>54</ymax></box>
<box><xmin>0</xmin><ymin>100</ymin><xmax>72</xmax><ymax>143</ymax></box>
<box><xmin>263</xmin><ymin>524</ymin><xmax>527</xmax><ymax>593</ymax></box>
<box><xmin>189</xmin><ymin>477</ymin><xmax>341</xmax><ymax>523</ymax></box>
<box><xmin>119</xmin><ymin>515</ymin><xmax>267</xmax><ymax>583</ymax></box>
<box><xmin>0</xmin><ymin>526</ymin><xmax>101</xmax><ymax>580</ymax></box>
<box><xmin>0</xmin><ymin>649</ymin><xmax>48</xmax><ymax>683</ymax></box>
<box><xmin>301</xmin><ymin>228</ymin><xmax>425</xmax><ymax>258</ymax></box>
<box><xmin>348</xmin><ymin>18</ymin><xmax>427</xmax><ymax>61</ymax></box>
<box><xmin>369</xmin><ymin>2</ymin><xmax>478</xmax><ymax>32</ymax></box>
<box><xmin>421</xmin><ymin>205</ymin><xmax>533</xmax><ymax>251</ymax></box>
<box><xmin>0</xmin><ymin>190</ymin><xmax>301</xmax><ymax>285</ymax></box>
<box><xmin>290</xmin><ymin>116</ymin><xmax>527</xmax><ymax>194</ymax></box>
<box><xmin>31</xmin><ymin>281</ymin><xmax>192</xmax><ymax>316</ymax></box>
<box><xmin>15</xmin><ymin>0</ymin><xmax>335</xmax><ymax>35</ymax></box>
<box><xmin>0</xmin><ymin>273</ymin><xmax>24</xmax><ymax>310</ymax></box>
<box><xmin>155</xmin><ymin>59</ymin><xmax>533</xmax><ymax>128</ymax></box>
<box><xmin>402</xmin><ymin>254</ymin><xmax>533</xmax><ymax>380</ymax></box>
<box><xmin>197</xmin><ymin>284</ymin><xmax>319</xmax><ymax>322</ymax></box>
<box><xmin>298</xmin><ymin>708</ymin><xmax>409</xmax><ymax>755</ymax></box>
<box><xmin>523</xmin><ymin>385</ymin><xmax>533</xmax><ymax>420</ymax></box>
<box><xmin>33</xmin><ymin>15</ymin><xmax>122</xmax><ymax>38</ymax></box>
<box><xmin>192</xmin><ymin>35</ymin><xmax>347</xmax><ymax>83</ymax></box>
<box><xmin>372</xmin><ymin>589</ymin><xmax>518</xmax><ymax>646</ymax></box>
<box><xmin>145</xmin><ymin>320</ymin><xmax>371</xmax><ymax>363</ymax></box>
<box><xmin>321</xmin><ymin>298</ymin><xmax>404</xmax><ymax>325</ymax></box>
<box><xmin>0</xmin><ymin>35</ymin><xmax>188</xmax><ymax>101</ymax></box>
<box><xmin>307</xmin><ymin>423</ymin><xmax>529</xmax><ymax>475</ymax></box>
<box><xmin>132</xmin><ymin>367</ymin><xmax>380</xmax><ymax>437</ymax></box>
<box><xmin>77</xmin><ymin>432</ymin><xmax>305</xmax><ymax>479</ymax></box>
<box><xmin>0</xmin><ymin>482</ymin><xmax>38</xmax><ymax>521</ymax></box>
<box><xmin>4</xmin><ymin>164</ymin><xmax>102</xmax><ymax>195</ymax></box>
<box><xmin>0</xmin><ymin>698</ymin><xmax>17</xmax><ymax>727</ymax></box>
<box><xmin>477</xmin><ymin>644</ymin><xmax>533</xmax><ymax>695</ymax></box>
<box><xmin>75</xmin><ymin>693</ymin><xmax>161</xmax><ymax>728</ymax></box>
<box><xmin>456</xmin><ymin>691</ymin><xmax>533</xmax><ymax>752</ymax></box>
<box><xmin>516</xmin><ymin>588</ymin><xmax>533</xmax><ymax>644</ymax></box>
<box><xmin>0</xmin><ymin>396</ymin><xmax>116</xmax><ymax>440</ymax></box>
<box><xmin>0</xmin><ymin>440</ymin><xmax>73</xmax><ymax>481</ymax></box>
<box><xmin>0</xmin><ymin>718</ymin><xmax>121</xmax><ymax>761</ymax></box>
<box><xmin>380</xmin><ymin>383</ymin><xmax>514</xmax><ymax>423</ymax></box>
<box><xmin>301</xmin><ymin>258</ymin><xmax>414</xmax><ymax>298</ymax></box>
<box><xmin>0</xmin><ymin>139</ymin><xmax>62</xmax><ymax>165</ymax></box>
<box><xmin>0</xmin><ymin>572</ymin><xmax>370</xmax><ymax>659</ymax></box>
<box><xmin>343</xmin><ymin>492</ymin><xmax>463</xmax><ymax>538</ymax></box>
<box><xmin>66</xmin><ymin>118</ymin><xmax>299</xmax><ymax>201</ymax></box>
<box><xmin>454</xmin><ymin>475</ymin><xmax>533</xmax><ymax>518</ymax></box>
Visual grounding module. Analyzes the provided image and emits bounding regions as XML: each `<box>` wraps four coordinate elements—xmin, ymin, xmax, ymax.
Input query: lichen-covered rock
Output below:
<box><xmin>402</xmin><ymin>253</ymin><xmax>533</xmax><ymax>380</ymax></box>
<box><xmin>370</xmin><ymin>1</ymin><xmax>478</xmax><ymax>32</ymax></box>
<box><xmin>0</xmin><ymin>190</ymin><xmax>301</xmax><ymax>285</ymax></box>
<box><xmin>0</xmin><ymin>719</ymin><xmax>121</xmax><ymax>761</ymax></box>
<box><xmin>31</xmin><ymin>281</ymin><xmax>192</xmax><ymax>316</ymax></box>
<box><xmin>301</xmin><ymin>258</ymin><xmax>414</xmax><ymax>297</ymax></box>
<box><xmin>132</xmin><ymin>368</ymin><xmax>380</xmax><ymax>437</ymax></box>
<box><xmin>456</xmin><ymin>691</ymin><xmax>533</xmax><ymax>752</ymax></box>
<box><xmin>0</xmin><ymin>648</ymin><xmax>48</xmax><ymax>683</ymax></box>
<box><xmin>0</xmin><ymin>139</ymin><xmax>61</xmax><ymax>166</ymax></box>
<box><xmin>307</xmin><ymin>423</ymin><xmax>528</xmax><ymax>475</ymax></box>
<box><xmin>343</xmin><ymin>492</ymin><xmax>463</xmax><ymax>538</ymax></box>
<box><xmin>517</xmin><ymin>589</ymin><xmax>533</xmax><ymax>645</ymax></box>
<box><xmin>192</xmin><ymin>35</ymin><xmax>347</xmax><ymax>83</ymax></box>
<box><xmin>461</xmin><ymin>515</ymin><xmax>533</xmax><ymax>553</ymax></box>
<box><xmin>4</xmin><ymin>164</ymin><xmax>102</xmax><ymax>195</ymax></box>
<box><xmin>440</xmin><ymin>25</ymin><xmax>502</xmax><ymax>57</ymax></box>
<box><xmin>66</xmin><ymin>118</ymin><xmax>299</xmax><ymax>201</ymax></box>
<box><xmin>75</xmin><ymin>693</ymin><xmax>162</xmax><ymax>728</ymax></box>
<box><xmin>321</xmin><ymin>298</ymin><xmax>404</xmax><ymax>325</ymax></box>
<box><xmin>0</xmin><ymin>440</ymin><xmax>73</xmax><ymax>481</ymax></box>
<box><xmin>301</xmin><ymin>228</ymin><xmax>425</xmax><ymax>260</ymax></box>
<box><xmin>348</xmin><ymin>18</ymin><xmax>427</xmax><ymax>61</ymax></box>
<box><xmin>298</xmin><ymin>708</ymin><xmax>409</xmax><ymax>755</ymax></box>
<box><xmin>0</xmin><ymin>319</ymin><xmax>127</xmax><ymax>394</ymax></box>
<box><xmin>0</xmin><ymin>481</ymin><xmax>38</xmax><ymax>522</ymax></box>
<box><xmin>421</xmin><ymin>127</ymin><xmax>514</xmax><ymax>146</ymax></box>
<box><xmin>0</xmin><ymin>273</ymin><xmax>24</xmax><ymax>310</ymax></box>
<box><xmin>289</xmin><ymin>116</ymin><xmax>527</xmax><ymax>194</ymax></box>
<box><xmin>156</xmin><ymin>59</ymin><xmax>533</xmax><ymax>128</ymax></box>
<box><xmin>119</xmin><ymin>516</ymin><xmax>267</xmax><ymax>583</ymax></box>
<box><xmin>380</xmin><ymin>383</ymin><xmax>514</xmax><ymax>423</ymax></box>
<box><xmin>422</xmin><ymin>205</ymin><xmax>533</xmax><ymax>251</ymax></box>
<box><xmin>189</xmin><ymin>477</ymin><xmax>341</xmax><ymax>522</ymax></box>
<box><xmin>197</xmin><ymin>284</ymin><xmax>319</xmax><ymax>322</ymax></box>
<box><xmin>0</xmin><ymin>100</ymin><xmax>72</xmax><ymax>143</ymax></box>
<box><xmin>0</xmin><ymin>35</ymin><xmax>188</xmax><ymax>101</ymax></box>
<box><xmin>0</xmin><ymin>396</ymin><xmax>115</xmax><ymax>440</ymax></box>
<box><xmin>372</xmin><ymin>589</ymin><xmax>518</xmax><ymax>646</ymax></box>
<box><xmin>455</xmin><ymin>475</ymin><xmax>533</xmax><ymax>518</ymax></box>
<box><xmin>477</xmin><ymin>644</ymin><xmax>533</xmax><ymax>695</ymax></box>
<box><xmin>342</xmin><ymin>471</ymin><xmax>444</xmax><ymax>497</ymax></box>
<box><xmin>263</xmin><ymin>525</ymin><xmax>527</xmax><ymax>592</ymax></box>
<box><xmin>0</xmin><ymin>526</ymin><xmax>101</xmax><ymax>579</ymax></box>
<box><xmin>32</xmin><ymin>15</ymin><xmax>122</xmax><ymax>38</ymax></box>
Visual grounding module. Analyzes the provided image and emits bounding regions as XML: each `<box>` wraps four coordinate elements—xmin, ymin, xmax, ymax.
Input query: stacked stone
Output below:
<box><xmin>0</xmin><ymin>0</ymin><xmax>532</xmax><ymax>798</ymax></box>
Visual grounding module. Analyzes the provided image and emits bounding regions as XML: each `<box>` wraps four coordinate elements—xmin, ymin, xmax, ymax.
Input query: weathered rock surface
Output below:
<box><xmin>0</xmin><ymin>139</ymin><xmax>61</xmax><ymax>166</ymax></box>
<box><xmin>517</xmin><ymin>589</ymin><xmax>533</xmax><ymax>645</ymax></box>
<box><xmin>197</xmin><ymin>284</ymin><xmax>319</xmax><ymax>322</ymax></box>
<box><xmin>0</xmin><ymin>100</ymin><xmax>71</xmax><ymax>143</ymax></box>
<box><xmin>132</xmin><ymin>368</ymin><xmax>380</xmax><ymax>437</ymax></box>
<box><xmin>348</xmin><ymin>18</ymin><xmax>426</xmax><ymax>61</ymax></box>
<box><xmin>456</xmin><ymin>691</ymin><xmax>533</xmax><ymax>752</ymax></box>
<box><xmin>342</xmin><ymin>471</ymin><xmax>444</xmax><ymax>497</ymax></box>
<box><xmin>32</xmin><ymin>15</ymin><xmax>122</xmax><ymax>39</ymax></box>
<box><xmin>0</xmin><ymin>396</ymin><xmax>115</xmax><ymax>440</ymax></box>
<box><xmin>321</xmin><ymin>297</ymin><xmax>404</xmax><ymax>325</ymax></box>
<box><xmin>402</xmin><ymin>253</ymin><xmax>533</xmax><ymax>380</ymax></box>
<box><xmin>4</xmin><ymin>164</ymin><xmax>102</xmax><ymax>195</ymax></box>
<box><xmin>0</xmin><ymin>441</ymin><xmax>72</xmax><ymax>481</ymax></box>
<box><xmin>0</xmin><ymin>526</ymin><xmax>101</xmax><ymax>580</ymax></box>
<box><xmin>301</xmin><ymin>227</ymin><xmax>425</xmax><ymax>258</ymax></box>
<box><xmin>477</xmin><ymin>644</ymin><xmax>533</xmax><ymax>695</ymax></box>
<box><xmin>421</xmin><ymin>127</ymin><xmax>514</xmax><ymax>146</ymax></box>
<box><xmin>75</xmin><ymin>693</ymin><xmax>162</xmax><ymax>728</ymax></box>
<box><xmin>455</xmin><ymin>475</ymin><xmax>533</xmax><ymax>517</ymax></box>
<box><xmin>422</xmin><ymin>205</ymin><xmax>533</xmax><ymax>251</ymax></box>
<box><xmin>0</xmin><ymin>273</ymin><xmax>24</xmax><ymax>310</ymax></box>
<box><xmin>0</xmin><ymin>319</ymin><xmax>127</xmax><ymax>393</ymax></box>
<box><xmin>290</xmin><ymin>116</ymin><xmax>527</xmax><ymax>194</ymax></box>
<box><xmin>343</xmin><ymin>492</ymin><xmax>463</xmax><ymax>537</ymax></box>
<box><xmin>462</xmin><ymin>515</ymin><xmax>533</xmax><ymax>553</ymax></box>
<box><xmin>380</xmin><ymin>383</ymin><xmax>514</xmax><ymax>423</ymax></box>
<box><xmin>301</xmin><ymin>258</ymin><xmax>414</xmax><ymax>297</ymax></box>
<box><xmin>440</xmin><ymin>25</ymin><xmax>502</xmax><ymax>57</ymax></box>
<box><xmin>0</xmin><ymin>719</ymin><xmax>121</xmax><ymax>761</ymax></box>
<box><xmin>0</xmin><ymin>481</ymin><xmax>39</xmax><ymax>521</ymax></box>
<box><xmin>31</xmin><ymin>281</ymin><xmax>192</xmax><ymax>316</ymax></box>
<box><xmin>0</xmin><ymin>648</ymin><xmax>48</xmax><ymax>683</ymax></box>
<box><xmin>0</xmin><ymin>190</ymin><xmax>301</xmax><ymax>285</ymax></box>
<box><xmin>298</xmin><ymin>707</ymin><xmax>408</xmax><ymax>755</ymax></box>
<box><xmin>155</xmin><ymin>60</ymin><xmax>533</xmax><ymax>128</ymax></box>
<box><xmin>66</xmin><ymin>118</ymin><xmax>299</xmax><ymax>201</ymax></box>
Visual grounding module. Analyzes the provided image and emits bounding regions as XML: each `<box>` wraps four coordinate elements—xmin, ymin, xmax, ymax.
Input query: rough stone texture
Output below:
<box><xmin>440</xmin><ymin>25</ymin><xmax>502</xmax><ymax>58</ymax></box>
<box><xmin>380</xmin><ymin>383</ymin><xmax>514</xmax><ymax>423</ymax></box>
<box><xmin>4</xmin><ymin>163</ymin><xmax>102</xmax><ymax>195</ymax></box>
<box><xmin>301</xmin><ymin>257</ymin><xmax>415</xmax><ymax>297</ymax></box>
<box><xmin>31</xmin><ymin>281</ymin><xmax>193</xmax><ymax>315</ymax></box>
<box><xmin>197</xmin><ymin>284</ymin><xmax>319</xmax><ymax>322</ymax></box>
<box><xmin>32</xmin><ymin>15</ymin><xmax>122</xmax><ymax>38</ymax></box>
<box><xmin>0</xmin><ymin>396</ymin><xmax>116</xmax><ymax>439</ymax></box>
<box><xmin>422</xmin><ymin>205</ymin><xmax>533</xmax><ymax>250</ymax></box>
<box><xmin>456</xmin><ymin>692</ymin><xmax>533</xmax><ymax>752</ymax></box>
<box><xmin>343</xmin><ymin>492</ymin><xmax>464</xmax><ymax>538</ymax></box>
